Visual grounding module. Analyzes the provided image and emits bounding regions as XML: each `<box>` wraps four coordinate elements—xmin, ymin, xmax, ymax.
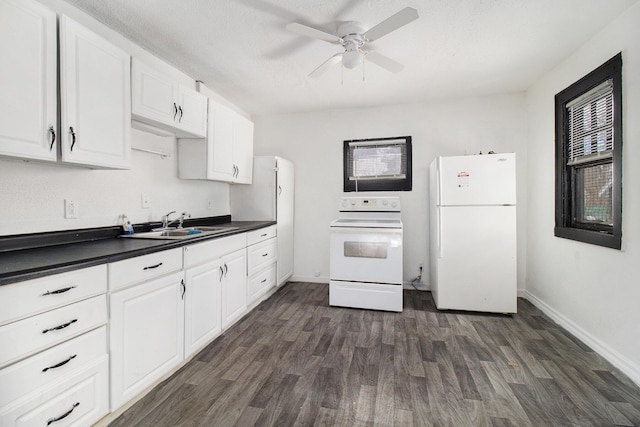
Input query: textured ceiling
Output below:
<box><xmin>64</xmin><ymin>0</ymin><xmax>637</xmax><ymax>115</ymax></box>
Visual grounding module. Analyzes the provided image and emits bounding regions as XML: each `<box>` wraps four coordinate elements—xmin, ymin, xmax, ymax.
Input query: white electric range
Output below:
<box><xmin>329</xmin><ymin>196</ymin><xmax>403</xmax><ymax>312</ymax></box>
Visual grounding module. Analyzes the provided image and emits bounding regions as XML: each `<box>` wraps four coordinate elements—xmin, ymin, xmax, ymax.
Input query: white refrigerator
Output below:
<box><xmin>429</xmin><ymin>153</ymin><xmax>517</xmax><ymax>313</ymax></box>
<box><xmin>230</xmin><ymin>156</ymin><xmax>294</xmax><ymax>287</ymax></box>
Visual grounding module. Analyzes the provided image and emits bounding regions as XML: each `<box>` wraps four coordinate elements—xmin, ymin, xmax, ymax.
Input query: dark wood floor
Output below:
<box><xmin>110</xmin><ymin>282</ymin><xmax>640</xmax><ymax>426</ymax></box>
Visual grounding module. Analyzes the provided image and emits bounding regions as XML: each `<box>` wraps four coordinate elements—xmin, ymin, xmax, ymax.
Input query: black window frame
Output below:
<box><xmin>554</xmin><ymin>53</ymin><xmax>622</xmax><ymax>249</ymax></box>
<box><xmin>343</xmin><ymin>136</ymin><xmax>412</xmax><ymax>192</ymax></box>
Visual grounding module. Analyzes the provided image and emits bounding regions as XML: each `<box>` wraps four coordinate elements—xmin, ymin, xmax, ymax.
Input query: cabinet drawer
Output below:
<box><xmin>184</xmin><ymin>233</ymin><xmax>246</xmax><ymax>268</ymax></box>
<box><xmin>0</xmin><ymin>355</ymin><xmax>109</xmax><ymax>427</ymax></box>
<box><xmin>0</xmin><ymin>326</ymin><xmax>107</xmax><ymax>408</ymax></box>
<box><xmin>0</xmin><ymin>295</ymin><xmax>107</xmax><ymax>368</ymax></box>
<box><xmin>0</xmin><ymin>266</ymin><xmax>106</xmax><ymax>326</ymax></box>
<box><xmin>247</xmin><ymin>238</ymin><xmax>276</xmax><ymax>276</ymax></box>
<box><xmin>108</xmin><ymin>248</ymin><xmax>182</xmax><ymax>291</ymax></box>
<box><xmin>247</xmin><ymin>225</ymin><xmax>276</xmax><ymax>246</ymax></box>
<box><xmin>248</xmin><ymin>264</ymin><xmax>276</xmax><ymax>304</ymax></box>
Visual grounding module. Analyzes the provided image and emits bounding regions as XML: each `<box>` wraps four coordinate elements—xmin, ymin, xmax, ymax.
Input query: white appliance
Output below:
<box><xmin>330</xmin><ymin>196</ymin><xmax>403</xmax><ymax>312</ymax></box>
<box><xmin>230</xmin><ymin>156</ymin><xmax>294</xmax><ymax>287</ymax></box>
<box><xmin>429</xmin><ymin>153</ymin><xmax>517</xmax><ymax>313</ymax></box>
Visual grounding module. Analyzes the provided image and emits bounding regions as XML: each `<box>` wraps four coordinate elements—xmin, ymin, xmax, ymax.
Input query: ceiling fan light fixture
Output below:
<box><xmin>342</xmin><ymin>49</ymin><xmax>362</xmax><ymax>69</ymax></box>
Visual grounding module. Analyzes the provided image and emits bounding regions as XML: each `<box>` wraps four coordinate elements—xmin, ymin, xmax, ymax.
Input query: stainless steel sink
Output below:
<box><xmin>121</xmin><ymin>226</ymin><xmax>239</xmax><ymax>240</ymax></box>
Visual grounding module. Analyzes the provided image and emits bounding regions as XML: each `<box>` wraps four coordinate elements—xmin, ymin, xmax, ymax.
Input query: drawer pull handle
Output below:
<box><xmin>47</xmin><ymin>402</ymin><xmax>79</xmax><ymax>425</ymax></box>
<box><xmin>261</xmin><ymin>233</ymin><xmax>267</xmax><ymax>237</ymax></box>
<box><xmin>42</xmin><ymin>354</ymin><xmax>77</xmax><ymax>372</ymax></box>
<box><xmin>261</xmin><ymin>278</ymin><xmax>267</xmax><ymax>283</ymax></box>
<box><xmin>42</xmin><ymin>319</ymin><xmax>77</xmax><ymax>334</ymax></box>
<box><xmin>143</xmin><ymin>262</ymin><xmax>163</xmax><ymax>270</ymax></box>
<box><xmin>262</xmin><ymin>253</ymin><xmax>269</xmax><ymax>257</ymax></box>
<box><xmin>41</xmin><ymin>286</ymin><xmax>76</xmax><ymax>296</ymax></box>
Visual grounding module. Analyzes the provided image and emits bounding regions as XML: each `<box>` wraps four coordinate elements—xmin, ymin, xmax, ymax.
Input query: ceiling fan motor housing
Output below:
<box><xmin>338</xmin><ymin>21</ymin><xmax>366</xmax><ymax>68</ymax></box>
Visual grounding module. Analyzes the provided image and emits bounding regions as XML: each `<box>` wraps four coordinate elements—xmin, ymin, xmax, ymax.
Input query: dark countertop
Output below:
<box><xmin>0</xmin><ymin>219</ymin><xmax>275</xmax><ymax>286</ymax></box>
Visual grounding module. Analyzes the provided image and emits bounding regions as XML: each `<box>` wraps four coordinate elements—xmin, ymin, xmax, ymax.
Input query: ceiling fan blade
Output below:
<box><xmin>309</xmin><ymin>53</ymin><xmax>343</xmax><ymax>78</ymax></box>
<box><xmin>365</xmin><ymin>51</ymin><xmax>404</xmax><ymax>73</ymax></box>
<box><xmin>286</xmin><ymin>22</ymin><xmax>341</xmax><ymax>43</ymax></box>
<box><xmin>363</xmin><ymin>7</ymin><xmax>419</xmax><ymax>42</ymax></box>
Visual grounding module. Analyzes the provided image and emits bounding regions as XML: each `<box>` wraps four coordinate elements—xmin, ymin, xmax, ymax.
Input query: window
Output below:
<box><xmin>555</xmin><ymin>53</ymin><xmax>622</xmax><ymax>249</ymax></box>
<box><xmin>343</xmin><ymin>136</ymin><xmax>412</xmax><ymax>192</ymax></box>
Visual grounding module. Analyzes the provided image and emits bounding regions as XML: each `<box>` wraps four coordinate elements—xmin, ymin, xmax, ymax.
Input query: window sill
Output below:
<box><xmin>554</xmin><ymin>226</ymin><xmax>621</xmax><ymax>250</ymax></box>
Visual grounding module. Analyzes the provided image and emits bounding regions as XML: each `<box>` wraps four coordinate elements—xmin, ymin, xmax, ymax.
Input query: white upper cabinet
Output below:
<box><xmin>178</xmin><ymin>98</ymin><xmax>254</xmax><ymax>184</ymax></box>
<box><xmin>0</xmin><ymin>0</ymin><xmax>57</xmax><ymax>162</ymax></box>
<box><xmin>59</xmin><ymin>16</ymin><xmax>131</xmax><ymax>169</ymax></box>
<box><xmin>233</xmin><ymin>114</ymin><xmax>254</xmax><ymax>184</ymax></box>
<box><xmin>131</xmin><ymin>59</ymin><xmax>207</xmax><ymax>138</ymax></box>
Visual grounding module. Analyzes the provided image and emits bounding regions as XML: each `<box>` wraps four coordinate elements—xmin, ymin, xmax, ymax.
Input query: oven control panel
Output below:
<box><xmin>339</xmin><ymin>196</ymin><xmax>400</xmax><ymax>211</ymax></box>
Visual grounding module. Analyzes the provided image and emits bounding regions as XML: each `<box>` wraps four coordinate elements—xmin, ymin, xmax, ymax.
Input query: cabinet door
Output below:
<box><xmin>177</xmin><ymin>86</ymin><xmax>207</xmax><ymax>137</ymax></box>
<box><xmin>0</xmin><ymin>0</ymin><xmax>57</xmax><ymax>162</ymax></box>
<box><xmin>233</xmin><ymin>114</ymin><xmax>254</xmax><ymax>184</ymax></box>
<box><xmin>206</xmin><ymin>98</ymin><xmax>235</xmax><ymax>181</ymax></box>
<box><xmin>221</xmin><ymin>249</ymin><xmax>247</xmax><ymax>329</ymax></box>
<box><xmin>131</xmin><ymin>59</ymin><xmax>177</xmax><ymax>128</ymax></box>
<box><xmin>59</xmin><ymin>15</ymin><xmax>131</xmax><ymax>169</ymax></box>
<box><xmin>184</xmin><ymin>259</ymin><xmax>222</xmax><ymax>358</ymax></box>
<box><xmin>109</xmin><ymin>271</ymin><xmax>184</xmax><ymax>410</ymax></box>
<box><xmin>277</xmin><ymin>158</ymin><xmax>295</xmax><ymax>286</ymax></box>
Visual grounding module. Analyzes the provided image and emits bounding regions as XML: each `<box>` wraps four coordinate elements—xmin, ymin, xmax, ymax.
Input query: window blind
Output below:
<box><xmin>347</xmin><ymin>139</ymin><xmax>407</xmax><ymax>181</ymax></box>
<box><xmin>567</xmin><ymin>79</ymin><xmax>614</xmax><ymax>165</ymax></box>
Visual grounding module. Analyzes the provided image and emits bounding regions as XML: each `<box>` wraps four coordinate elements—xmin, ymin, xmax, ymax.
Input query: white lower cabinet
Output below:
<box><xmin>0</xmin><ymin>266</ymin><xmax>109</xmax><ymax>427</ymax></box>
<box><xmin>108</xmin><ymin>270</ymin><xmax>184</xmax><ymax>410</ymax></box>
<box><xmin>246</xmin><ymin>227</ymin><xmax>278</xmax><ymax>305</ymax></box>
<box><xmin>221</xmin><ymin>249</ymin><xmax>247</xmax><ymax>329</ymax></box>
<box><xmin>0</xmin><ymin>355</ymin><xmax>109</xmax><ymax>427</ymax></box>
<box><xmin>183</xmin><ymin>259</ymin><xmax>222</xmax><ymax>358</ymax></box>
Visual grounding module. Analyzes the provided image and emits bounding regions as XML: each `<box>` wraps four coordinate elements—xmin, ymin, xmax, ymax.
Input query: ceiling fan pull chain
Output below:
<box><xmin>362</xmin><ymin>54</ymin><xmax>366</xmax><ymax>82</ymax></box>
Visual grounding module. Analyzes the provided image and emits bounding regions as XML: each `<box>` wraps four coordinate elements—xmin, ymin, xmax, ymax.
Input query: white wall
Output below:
<box><xmin>252</xmin><ymin>94</ymin><xmax>528</xmax><ymax>289</ymax></box>
<box><xmin>0</xmin><ymin>129</ymin><xmax>229</xmax><ymax>235</ymax></box>
<box><xmin>525</xmin><ymin>1</ymin><xmax>640</xmax><ymax>384</ymax></box>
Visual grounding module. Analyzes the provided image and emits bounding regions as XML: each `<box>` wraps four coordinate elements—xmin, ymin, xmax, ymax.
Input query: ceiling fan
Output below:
<box><xmin>285</xmin><ymin>7</ymin><xmax>419</xmax><ymax>78</ymax></box>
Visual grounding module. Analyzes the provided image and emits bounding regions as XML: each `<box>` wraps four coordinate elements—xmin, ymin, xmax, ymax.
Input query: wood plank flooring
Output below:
<box><xmin>110</xmin><ymin>282</ymin><xmax>640</xmax><ymax>426</ymax></box>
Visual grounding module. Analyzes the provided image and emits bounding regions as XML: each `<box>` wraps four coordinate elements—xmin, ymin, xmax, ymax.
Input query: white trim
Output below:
<box><xmin>524</xmin><ymin>290</ymin><xmax>640</xmax><ymax>387</ymax></box>
<box><xmin>290</xmin><ymin>275</ymin><xmax>329</xmax><ymax>284</ymax></box>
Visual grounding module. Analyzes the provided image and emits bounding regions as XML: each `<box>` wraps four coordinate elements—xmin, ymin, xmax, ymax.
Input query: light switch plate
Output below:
<box><xmin>141</xmin><ymin>193</ymin><xmax>151</xmax><ymax>208</ymax></box>
<box><xmin>64</xmin><ymin>199</ymin><xmax>78</xmax><ymax>219</ymax></box>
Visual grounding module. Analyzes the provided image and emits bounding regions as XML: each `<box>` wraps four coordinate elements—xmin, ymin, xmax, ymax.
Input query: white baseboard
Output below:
<box><xmin>524</xmin><ymin>290</ymin><xmax>640</xmax><ymax>387</ymax></box>
<box><xmin>289</xmin><ymin>275</ymin><xmax>328</xmax><ymax>284</ymax></box>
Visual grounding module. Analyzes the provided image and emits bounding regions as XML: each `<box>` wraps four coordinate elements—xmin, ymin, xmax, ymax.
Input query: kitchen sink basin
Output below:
<box><xmin>121</xmin><ymin>226</ymin><xmax>239</xmax><ymax>240</ymax></box>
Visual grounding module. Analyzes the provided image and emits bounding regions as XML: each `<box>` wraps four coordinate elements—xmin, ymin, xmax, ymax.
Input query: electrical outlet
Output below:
<box><xmin>64</xmin><ymin>199</ymin><xmax>78</xmax><ymax>219</ymax></box>
<box><xmin>141</xmin><ymin>193</ymin><xmax>151</xmax><ymax>208</ymax></box>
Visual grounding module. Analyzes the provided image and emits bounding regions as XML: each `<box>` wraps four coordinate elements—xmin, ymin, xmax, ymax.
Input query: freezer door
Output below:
<box><xmin>438</xmin><ymin>153</ymin><xmax>516</xmax><ymax>206</ymax></box>
<box><xmin>435</xmin><ymin>205</ymin><xmax>517</xmax><ymax>313</ymax></box>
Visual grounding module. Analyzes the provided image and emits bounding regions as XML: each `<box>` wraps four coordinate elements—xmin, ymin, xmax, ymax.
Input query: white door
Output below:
<box><xmin>436</xmin><ymin>205</ymin><xmax>517</xmax><ymax>313</ymax></box>
<box><xmin>184</xmin><ymin>259</ymin><xmax>222</xmax><ymax>358</ymax></box>
<box><xmin>207</xmin><ymin>99</ymin><xmax>235</xmax><ymax>181</ymax></box>
<box><xmin>276</xmin><ymin>158</ymin><xmax>295</xmax><ymax>286</ymax></box>
<box><xmin>0</xmin><ymin>0</ymin><xmax>57</xmax><ymax>162</ymax></box>
<box><xmin>221</xmin><ymin>249</ymin><xmax>247</xmax><ymax>328</ymax></box>
<box><xmin>233</xmin><ymin>115</ymin><xmax>254</xmax><ymax>184</ymax></box>
<box><xmin>59</xmin><ymin>15</ymin><xmax>130</xmax><ymax>169</ymax></box>
<box><xmin>176</xmin><ymin>86</ymin><xmax>207</xmax><ymax>137</ymax></box>
<box><xmin>109</xmin><ymin>271</ymin><xmax>184</xmax><ymax>410</ymax></box>
<box><xmin>330</xmin><ymin>227</ymin><xmax>403</xmax><ymax>285</ymax></box>
<box><xmin>438</xmin><ymin>153</ymin><xmax>516</xmax><ymax>206</ymax></box>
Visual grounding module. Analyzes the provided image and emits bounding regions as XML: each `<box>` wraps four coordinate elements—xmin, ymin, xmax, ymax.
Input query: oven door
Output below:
<box><xmin>330</xmin><ymin>227</ymin><xmax>403</xmax><ymax>284</ymax></box>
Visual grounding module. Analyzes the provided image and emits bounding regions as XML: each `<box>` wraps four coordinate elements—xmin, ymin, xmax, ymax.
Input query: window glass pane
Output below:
<box><xmin>352</xmin><ymin>145</ymin><xmax>403</xmax><ymax>179</ymax></box>
<box><xmin>574</xmin><ymin>163</ymin><xmax>613</xmax><ymax>226</ymax></box>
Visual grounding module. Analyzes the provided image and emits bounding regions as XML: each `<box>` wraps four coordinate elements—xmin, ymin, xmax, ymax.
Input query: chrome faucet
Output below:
<box><xmin>160</xmin><ymin>211</ymin><xmax>176</xmax><ymax>229</ymax></box>
<box><xmin>160</xmin><ymin>211</ymin><xmax>191</xmax><ymax>229</ymax></box>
